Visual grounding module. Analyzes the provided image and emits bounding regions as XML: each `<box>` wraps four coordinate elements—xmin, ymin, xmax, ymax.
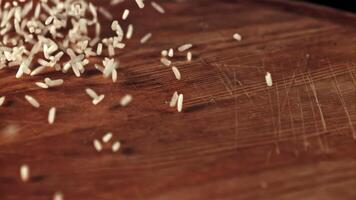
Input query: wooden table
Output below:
<box><xmin>1</xmin><ymin>0</ymin><xmax>356</xmax><ymax>199</ymax></box>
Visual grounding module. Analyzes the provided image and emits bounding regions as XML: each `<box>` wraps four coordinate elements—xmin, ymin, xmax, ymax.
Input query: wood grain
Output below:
<box><xmin>1</xmin><ymin>0</ymin><xmax>356</xmax><ymax>199</ymax></box>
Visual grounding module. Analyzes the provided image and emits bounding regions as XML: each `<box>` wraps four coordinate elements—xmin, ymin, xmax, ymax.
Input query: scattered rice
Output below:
<box><xmin>168</xmin><ymin>48</ymin><xmax>174</xmax><ymax>57</ymax></box>
<box><xmin>48</xmin><ymin>107</ymin><xmax>56</xmax><ymax>124</ymax></box>
<box><xmin>85</xmin><ymin>88</ymin><xmax>98</xmax><ymax>99</ymax></box>
<box><xmin>151</xmin><ymin>1</ymin><xmax>165</xmax><ymax>14</ymax></box>
<box><xmin>53</xmin><ymin>192</ymin><xmax>63</xmax><ymax>200</ymax></box>
<box><xmin>112</xmin><ymin>141</ymin><xmax>121</xmax><ymax>152</ymax></box>
<box><xmin>20</xmin><ymin>164</ymin><xmax>29</xmax><ymax>182</ymax></box>
<box><xmin>187</xmin><ymin>52</ymin><xmax>192</xmax><ymax>61</ymax></box>
<box><xmin>169</xmin><ymin>91</ymin><xmax>178</xmax><ymax>107</ymax></box>
<box><xmin>25</xmin><ymin>95</ymin><xmax>40</xmax><ymax>108</ymax></box>
<box><xmin>135</xmin><ymin>0</ymin><xmax>145</xmax><ymax>9</ymax></box>
<box><xmin>178</xmin><ymin>44</ymin><xmax>193</xmax><ymax>52</ymax></box>
<box><xmin>93</xmin><ymin>139</ymin><xmax>103</xmax><ymax>152</ymax></box>
<box><xmin>265</xmin><ymin>72</ymin><xmax>273</xmax><ymax>87</ymax></box>
<box><xmin>233</xmin><ymin>33</ymin><xmax>242</xmax><ymax>41</ymax></box>
<box><xmin>122</xmin><ymin>9</ymin><xmax>130</xmax><ymax>20</ymax></box>
<box><xmin>160</xmin><ymin>57</ymin><xmax>171</xmax><ymax>66</ymax></box>
<box><xmin>177</xmin><ymin>94</ymin><xmax>183</xmax><ymax>112</ymax></box>
<box><xmin>35</xmin><ymin>82</ymin><xmax>49</xmax><ymax>89</ymax></box>
<box><xmin>171</xmin><ymin>66</ymin><xmax>181</xmax><ymax>80</ymax></box>
<box><xmin>126</xmin><ymin>24</ymin><xmax>133</xmax><ymax>39</ymax></box>
<box><xmin>140</xmin><ymin>33</ymin><xmax>152</xmax><ymax>44</ymax></box>
<box><xmin>93</xmin><ymin>94</ymin><xmax>105</xmax><ymax>105</ymax></box>
<box><xmin>120</xmin><ymin>94</ymin><xmax>132</xmax><ymax>106</ymax></box>
<box><xmin>102</xmin><ymin>132</ymin><xmax>113</xmax><ymax>143</ymax></box>
<box><xmin>0</xmin><ymin>96</ymin><xmax>5</xmax><ymax>106</ymax></box>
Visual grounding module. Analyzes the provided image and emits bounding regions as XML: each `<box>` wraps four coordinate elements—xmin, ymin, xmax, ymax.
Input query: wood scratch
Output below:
<box><xmin>297</xmin><ymin>89</ymin><xmax>308</xmax><ymax>150</ymax></box>
<box><xmin>234</xmin><ymin>70</ymin><xmax>238</xmax><ymax>149</ymax></box>
<box><xmin>329</xmin><ymin>64</ymin><xmax>356</xmax><ymax>139</ymax></box>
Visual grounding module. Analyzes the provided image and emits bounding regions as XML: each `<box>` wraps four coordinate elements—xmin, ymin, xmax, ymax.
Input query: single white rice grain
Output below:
<box><xmin>20</xmin><ymin>164</ymin><xmax>29</xmax><ymax>182</ymax></box>
<box><xmin>53</xmin><ymin>192</ymin><xmax>63</xmax><ymax>200</ymax></box>
<box><xmin>112</xmin><ymin>141</ymin><xmax>121</xmax><ymax>152</ymax></box>
<box><xmin>187</xmin><ymin>52</ymin><xmax>192</xmax><ymax>61</ymax></box>
<box><xmin>0</xmin><ymin>96</ymin><xmax>5</xmax><ymax>106</ymax></box>
<box><xmin>135</xmin><ymin>0</ymin><xmax>145</xmax><ymax>9</ymax></box>
<box><xmin>233</xmin><ymin>33</ymin><xmax>242</xmax><ymax>41</ymax></box>
<box><xmin>102</xmin><ymin>132</ymin><xmax>113</xmax><ymax>143</ymax></box>
<box><xmin>120</xmin><ymin>94</ymin><xmax>132</xmax><ymax>106</ymax></box>
<box><xmin>45</xmin><ymin>78</ymin><xmax>64</xmax><ymax>87</ymax></box>
<box><xmin>168</xmin><ymin>48</ymin><xmax>174</xmax><ymax>57</ymax></box>
<box><xmin>25</xmin><ymin>95</ymin><xmax>40</xmax><ymax>108</ymax></box>
<box><xmin>126</xmin><ymin>24</ymin><xmax>133</xmax><ymax>39</ymax></box>
<box><xmin>161</xmin><ymin>50</ymin><xmax>168</xmax><ymax>57</ymax></box>
<box><xmin>171</xmin><ymin>66</ymin><xmax>181</xmax><ymax>80</ymax></box>
<box><xmin>151</xmin><ymin>1</ymin><xmax>165</xmax><ymax>14</ymax></box>
<box><xmin>169</xmin><ymin>91</ymin><xmax>179</xmax><ymax>107</ymax></box>
<box><xmin>35</xmin><ymin>82</ymin><xmax>49</xmax><ymax>89</ymax></box>
<box><xmin>122</xmin><ymin>9</ymin><xmax>129</xmax><ymax>20</ymax></box>
<box><xmin>265</xmin><ymin>72</ymin><xmax>273</xmax><ymax>87</ymax></box>
<box><xmin>140</xmin><ymin>33</ymin><xmax>152</xmax><ymax>44</ymax></box>
<box><xmin>160</xmin><ymin>57</ymin><xmax>171</xmax><ymax>66</ymax></box>
<box><xmin>178</xmin><ymin>44</ymin><xmax>193</xmax><ymax>52</ymax></box>
<box><xmin>177</xmin><ymin>94</ymin><xmax>183</xmax><ymax>112</ymax></box>
<box><xmin>93</xmin><ymin>139</ymin><xmax>103</xmax><ymax>152</ymax></box>
<box><xmin>48</xmin><ymin>107</ymin><xmax>56</xmax><ymax>125</ymax></box>
<box><xmin>85</xmin><ymin>88</ymin><xmax>98</xmax><ymax>99</ymax></box>
<box><xmin>30</xmin><ymin>66</ymin><xmax>47</xmax><ymax>76</ymax></box>
<box><xmin>93</xmin><ymin>95</ymin><xmax>105</xmax><ymax>105</ymax></box>
<box><xmin>96</xmin><ymin>43</ymin><xmax>103</xmax><ymax>55</ymax></box>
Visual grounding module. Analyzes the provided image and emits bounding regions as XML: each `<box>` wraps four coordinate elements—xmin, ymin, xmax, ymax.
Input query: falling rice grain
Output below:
<box><xmin>151</xmin><ymin>1</ymin><xmax>165</xmax><ymax>14</ymax></box>
<box><xmin>171</xmin><ymin>66</ymin><xmax>181</xmax><ymax>80</ymax></box>
<box><xmin>177</xmin><ymin>94</ymin><xmax>183</xmax><ymax>112</ymax></box>
<box><xmin>48</xmin><ymin>107</ymin><xmax>56</xmax><ymax>125</ymax></box>
<box><xmin>93</xmin><ymin>139</ymin><xmax>103</xmax><ymax>152</ymax></box>
<box><xmin>265</xmin><ymin>72</ymin><xmax>273</xmax><ymax>87</ymax></box>
<box><xmin>102</xmin><ymin>132</ymin><xmax>113</xmax><ymax>143</ymax></box>
<box><xmin>20</xmin><ymin>164</ymin><xmax>29</xmax><ymax>182</ymax></box>
<box><xmin>85</xmin><ymin>88</ymin><xmax>98</xmax><ymax>99</ymax></box>
<box><xmin>120</xmin><ymin>94</ymin><xmax>132</xmax><ymax>106</ymax></box>
<box><xmin>122</xmin><ymin>9</ymin><xmax>129</xmax><ymax>20</ymax></box>
<box><xmin>169</xmin><ymin>91</ymin><xmax>178</xmax><ymax>107</ymax></box>
<box><xmin>112</xmin><ymin>141</ymin><xmax>121</xmax><ymax>152</ymax></box>
<box><xmin>25</xmin><ymin>95</ymin><xmax>40</xmax><ymax>108</ymax></box>
<box><xmin>140</xmin><ymin>33</ymin><xmax>152</xmax><ymax>44</ymax></box>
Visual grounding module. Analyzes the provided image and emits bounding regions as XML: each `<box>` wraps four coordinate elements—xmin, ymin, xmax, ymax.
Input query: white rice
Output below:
<box><xmin>140</xmin><ymin>33</ymin><xmax>152</xmax><ymax>44</ymax></box>
<box><xmin>161</xmin><ymin>50</ymin><xmax>168</xmax><ymax>57</ymax></box>
<box><xmin>48</xmin><ymin>107</ymin><xmax>56</xmax><ymax>125</ymax></box>
<box><xmin>93</xmin><ymin>94</ymin><xmax>105</xmax><ymax>105</ymax></box>
<box><xmin>233</xmin><ymin>33</ymin><xmax>242</xmax><ymax>41</ymax></box>
<box><xmin>102</xmin><ymin>132</ymin><xmax>113</xmax><ymax>143</ymax></box>
<box><xmin>135</xmin><ymin>0</ymin><xmax>145</xmax><ymax>9</ymax></box>
<box><xmin>168</xmin><ymin>48</ymin><xmax>174</xmax><ymax>57</ymax></box>
<box><xmin>178</xmin><ymin>44</ymin><xmax>193</xmax><ymax>52</ymax></box>
<box><xmin>85</xmin><ymin>88</ymin><xmax>99</xmax><ymax>99</ymax></box>
<box><xmin>126</xmin><ymin>24</ymin><xmax>133</xmax><ymax>39</ymax></box>
<box><xmin>151</xmin><ymin>1</ymin><xmax>165</xmax><ymax>14</ymax></box>
<box><xmin>177</xmin><ymin>94</ymin><xmax>183</xmax><ymax>112</ymax></box>
<box><xmin>35</xmin><ymin>82</ymin><xmax>49</xmax><ymax>89</ymax></box>
<box><xmin>187</xmin><ymin>52</ymin><xmax>192</xmax><ymax>61</ymax></box>
<box><xmin>45</xmin><ymin>78</ymin><xmax>64</xmax><ymax>87</ymax></box>
<box><xmin>112</xmin><ymin>141</ymin><xmax>121</xmax><ymax>152</ymax></box>
<box><xmin>122</xmin><ymin>9</ymin><xmax>129</xmax><ymax>20</ymax></box>
<box><xmin>93</xmin><ymin>139</ymin><xmax>102</xmax><ymax>152</ymax></box>
<box><xmin>160</xmin><ymin>57</ymin><xmax>171</xmax><ymax>66</ymax></box>
<box><xmin>0</xmin><ymin>96</ymin><xmax>5</xmax><ymax>106</ymax></box>
<box><xmin>171</xmin><ymin>66</ymin><xmax>181</xmax><ymax>80</ymax></box>
<box><xmin>20</xmin><ymin>164</ymin><xmax>29</xmax><ymax>182</ymax></box>
<box><xmin>53</xmin><ymin>192</ymin><xmax>63</xmax><ymax>200</ymax></box>
<box><xmin>96</xmin><ymin>43</ymin><xmax>103</xmax><ymax>55</ymax></box>
<box><xmin>169</xmin><ymin>91</ymin><xmax>178</xmax><ymax>107</ymax></box>
<box><xmin>265</xmin><ymin>72</ymin><xmax>273</xmax><ymax>87</ymax></box>
<box><xmin>30</xmin><ymin>66</ymin><xmax>47</xmax><ymax>76</ymax></box>
<box><xmin>120</xmin><ymin>94</ymin><xmax>132</xmax><ymax>106</ymax></box>
<box><xmin>25</xmin><ymin>95</ymin><xmax>40</xmax><ymax>108</ymax></box>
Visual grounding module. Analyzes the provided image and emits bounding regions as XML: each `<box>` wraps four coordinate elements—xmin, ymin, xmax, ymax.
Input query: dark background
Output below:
<box><xmin>307</xmin><ymin>1</ymin><xmax>356</xmax><ymax>12</ymax></box>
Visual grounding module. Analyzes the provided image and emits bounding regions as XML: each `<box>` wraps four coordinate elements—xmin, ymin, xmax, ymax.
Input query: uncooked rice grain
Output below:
<box><xmin>151</xmin><ymin>1</ymin><xmax>165</xmax><ymax>14</ymax></box>
<box><xmin>102</xmin><ymin>132</ymin><xmax>113</xmax><ymax>143</ymax></box>
<box><xmin>35</xmin><ymin>82</ymin><xmax>49</xmax><ymax>89</ymax></box>
<box><xmin>169</xmin><ymin>91</ymin><xmax>178</xmax><ymax>107</ymax></box>
<box><xmin>265</xmin><ymin>72</ymin><xmax>273</xmax><ymax>87</ymax></box>
<box><xmin>187</xmin><ymin>52</ymin><xmax>192</xmax><ymax>61</ymax></box>
<box><xmin>160</xmin><ymin>57</ymin><xmax>171</xmax><ymax>66</ymax></box>
<box><xmin>20</xmin><ymin>164</ymin><xmax>29</xmax><ymax>182</ymax></box>
<box><xmin>168</xmin><ymin>48</ymin><xmax>174</xmax><ymax>57</ymax></box>
<box><xmin>161</xmin><ymin>50</ymin><xmax>168</xmax><ymax>57</ymax></box>
<box><xmin>0</xmin><ymin>96</ymin><xmax>5</xmax><ymax>106</ymax></box>
<box><xmin>171</xmin><ymin>66</ymin><xmax>181</xmax><ymax>80</ymax></box>
<box><xmin>233</xmin><ymin>33</ymin><xmax>242</xmax><ymax>41</ymax></box>
<box><xmin>178</xmin><ymin>44</ymin><xmax>193</xmax><ymax>52</ymax></box>
<box><xmin>120</xmin><ymin>94</ymin><xmax>132</xmax><ymax>106</ymax></box>
<box><xmin>96</xmin><ymin>43</ymin><xmax>103</xmax><ymax>55</ymax></box>
<box><xmin>86</xmin><ymin>88</ymin><xmax>98</xmax><ymax>99</ymax></box>
<box><xmin>48</xmin><ymin>107</ymin><xmax>56</xmax><ymax>124</ymax></box>
<box><xmin>93</xmin><ymin>139</ymin><xmax>103</xmax><ymax>152</ymax></box>
<box><xmin>53</xmin><ymin>192</ymin><xmax>63</xmax><ymax>200</ymax></box>
<box><xmin>122</xmin><ymin>9</ymin><xmax>129</xmax><ymax>20</ymax></box>
<box><xmin>140</xmin><ymin>33</ymin><xmax>152</xmax><ymax>44</ymax></box>
<box><xmin>25</xmin><ymin>95</ymin><xmax>40</xmax><ymax>108</ymax></box>
<box><xmin>177</xmin><ymin>94</ymin><xmax>183</xmax><ymax>112</ymax></box>
<box><xmin>112</xmin><ymin>141</ymin><xmax>121</xmax><ymax>152</ymax></box>
<box><xmin>126</xmin><ymin>24</ymin><xmax>133</xmax><ymax>39</ymax></box>
<box><xmin>93</xmin><ymin>94</ymin><xmax>105</xmax><ymax>105</ymax></box>
<box><xmin>135</xmin><ymin>0</ymin><xmax>145</xmax><ymax>9</ymax></box>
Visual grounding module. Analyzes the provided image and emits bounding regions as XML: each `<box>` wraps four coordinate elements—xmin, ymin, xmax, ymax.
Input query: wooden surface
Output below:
<box><xmin>1</xmin><ymin>0</ymin><xmax>356</xmax><ymax>199</ymax></box>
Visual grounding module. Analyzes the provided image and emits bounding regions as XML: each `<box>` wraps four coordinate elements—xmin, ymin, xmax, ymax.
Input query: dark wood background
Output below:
<box><xmin>1</xmin><ymin>0</ymin><xmax>356</xmax><ymax>199</ymax></box>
